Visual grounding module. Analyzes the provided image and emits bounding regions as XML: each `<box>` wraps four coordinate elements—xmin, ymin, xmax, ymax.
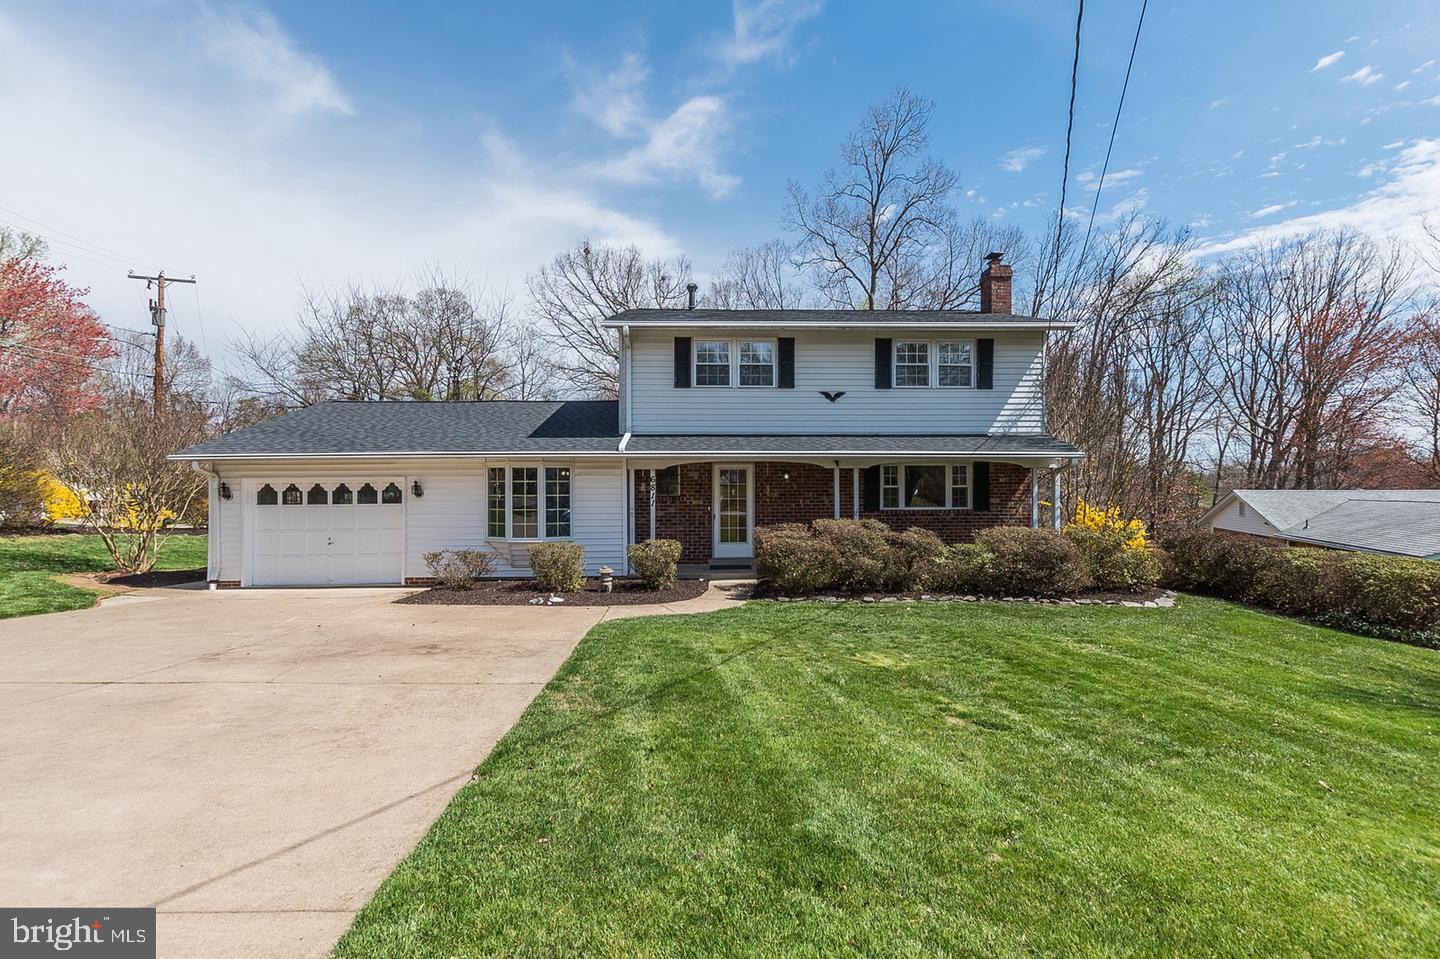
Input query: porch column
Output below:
<box><xmin>1030</xmin><ymin>469</ymin><xmax>1040</xmax><ymax>528</ymax></box>
<box><xmin>1051</xmin><ymin>469</ymin><xmax>1062</xmax><ymax>530</ymax></box>
<box><xmin>852</xmin><ymin>468</ymin><xmax>860</xmax><ymax>520</ymax></box>
<box><xmin>649</xmin><ymin>468</ymin><xmax>657</xmax><ymax>542</ymax></box>
<box><xmin>832</xmin><ymin>465</ymin><xmax>841</xmax><ymax>519</ymax></box>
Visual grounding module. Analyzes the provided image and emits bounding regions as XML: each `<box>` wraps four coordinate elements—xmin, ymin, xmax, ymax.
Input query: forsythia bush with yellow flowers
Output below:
<box><xmin>40</xmin><ymin>472</ymin><xmax>86</xmax><ymax>524</ymax></box>
<box><xmin>1063</xmin><ymin>500</ymin><xmax>1162</xmax><ymax>591</ymax></box>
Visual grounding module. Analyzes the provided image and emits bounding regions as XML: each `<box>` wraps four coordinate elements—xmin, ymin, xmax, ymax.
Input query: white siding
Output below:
<box><xmin>203</xmin><ymin>456</ymin><xmax>626</xmax><ymax>584</ymax></box>
<box><xmin>1209</xmin><ymin>497</ymin><xmax>1281</xmax><ymax>538</ymax></box>
<box><xmin>627</xmin><ymin>327</ymin><xmax>1046</xmax><ymax>434</ymax></box>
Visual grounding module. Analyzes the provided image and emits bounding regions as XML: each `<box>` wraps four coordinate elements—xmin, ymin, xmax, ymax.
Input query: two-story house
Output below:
<box><xmin>172</xmin><ymin>254</ymin><xmax>1083</xmax><ymax>587</ymax></box>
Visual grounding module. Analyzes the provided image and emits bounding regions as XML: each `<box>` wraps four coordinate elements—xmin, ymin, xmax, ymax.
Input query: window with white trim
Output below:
<box><xmin>894</xmin><ymin>341</ymin><xmax>930</xmax><ymax>387</ymax></box>
<box><xmin>695</xmin><ymin>340</ymin><xmax>731</xmax><ymax>386</ymax></box>
<box><xmin>937</xmin><ymin>342</ymin><xmax>974</xmax><ymax>387</ymax></box>
<box><xmin>486</xmin><ymin>465</ymin><xmax>573</xmax><ymax>540</ymax></box>
<box><xmin>880</xmin><ymin>463</ymin><xmax>972</xmax><ymax>510</ymax></box>
<box><xmin>738</xmin><ymin>340</ymin><xmax>776</xmax><ymax>386</ymax></box>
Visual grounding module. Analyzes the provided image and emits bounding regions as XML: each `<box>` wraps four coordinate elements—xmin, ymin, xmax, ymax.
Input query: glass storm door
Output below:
<box><xmin>712</xmin><ymin>464</ymin><xmax>754</xmax><ymax>559</ymax></box>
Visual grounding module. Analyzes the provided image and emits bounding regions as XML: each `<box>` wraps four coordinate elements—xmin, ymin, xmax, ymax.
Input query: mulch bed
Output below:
<box><xmin>104</xmin><ymin>567</ymin><xmax>207</xmax><ymax>588</ymax></box>
<box><xmin>398</xmin><ymin>577</ymin><xmax>711</xmax><ymax>607</ymax></box>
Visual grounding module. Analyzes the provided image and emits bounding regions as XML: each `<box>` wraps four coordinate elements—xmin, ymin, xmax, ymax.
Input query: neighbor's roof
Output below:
<box><xmin>1204</xmin><ymin>488</ymin><xmax>1440</xmax><ymax>559</ymax></box>
<box><xmin>171</xmin><ymin>400</ymin><xmax>1083</xmax><ymax>461</ymax></box>
<box><xmin>603</xmin><ymin>308</ymin><xmax>1074</xmax><ymax>331</ymax></box>
<box><xmin>1281</xmin><ymin>498</ymin><xmax>1440</xmax><ymax>559</ymax></box>
<box><xmin>171</xmin><ymin>401</ymin><xmax>620</xmax><ymax>459</ymax></box>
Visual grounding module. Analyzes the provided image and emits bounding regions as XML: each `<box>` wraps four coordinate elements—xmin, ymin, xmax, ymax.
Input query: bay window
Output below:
<box><xmin>486</xmin><ymin>464</ymin><xmax>572</xmax><ymax>540</ymax></box>
<box><xmin>878</xmin><ymin>463</ymin><xmax>972</xmax><ymax>510</ymax></box>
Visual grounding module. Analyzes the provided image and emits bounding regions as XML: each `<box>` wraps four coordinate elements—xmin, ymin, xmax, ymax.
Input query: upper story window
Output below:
<box><xmin>695</xmin><ymin>340</ymin><xmax>731</xmax><ymax>386</ymax></box>
<box><xmin>894</xmin><ymin>341</ymin><xmax>930</xmax><ymax>387</ymax></box>
<box><xmin>694</xmin><ymin>338</ymin><xmax>777</xmax><ymax>388</ymax></box>
<box><xmin>738</xmin><ymin>340</ymin><xmax>776</xmax><ymax>387</ymax></box>
<box><xmin>895</xmin><ymin>339</ymin><xmax>976</xmax><ymax>389</ymax></box>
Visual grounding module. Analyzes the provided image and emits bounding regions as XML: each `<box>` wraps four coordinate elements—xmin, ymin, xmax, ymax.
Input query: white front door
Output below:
<box><xmin>250</xmin><ymin>480</ymin><xmax>405</xmax><ymax>586</ymax></box>
<box><xmin>712</xmin><ymin>464</ymin><xmax>754</xmax><ymax>559</ymax></box>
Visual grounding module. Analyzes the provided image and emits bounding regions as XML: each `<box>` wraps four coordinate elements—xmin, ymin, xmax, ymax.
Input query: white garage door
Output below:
<box><xmin>250</xmin><ymin>480</ymin><xmax>404</xmax><ymax>586</ymax></box>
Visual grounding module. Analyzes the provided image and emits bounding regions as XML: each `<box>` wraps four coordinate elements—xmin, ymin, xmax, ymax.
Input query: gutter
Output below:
<box><xmin>600</xmin><ymin>320</ymin><xmax>1077</xmax><ymax>331</ymax></box>
<box><xmin>171</xmin><ymin>447</ymin><xmax>1085</xmax><ymax>460</ymax></box>
<box><xmin>618</xmin><ymin>431</ymin><xmax>631</xmax><ymax>453</ymax></box>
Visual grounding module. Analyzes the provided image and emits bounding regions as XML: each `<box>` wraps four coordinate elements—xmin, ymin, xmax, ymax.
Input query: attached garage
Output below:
<box><xmin>249</xmin><ymin>479</ymin><xmax>405</xmax><ymax>586</ymax></box>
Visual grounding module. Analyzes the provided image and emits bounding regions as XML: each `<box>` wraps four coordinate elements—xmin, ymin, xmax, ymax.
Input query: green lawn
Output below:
<box><xmin>337</xmin><ymin>597</ymin><xmax>1440</xmax><ymax>959</ymax></box>
<box><xmin>0</xmin><ymin>533</ymin><xmax>207</xmax><ymax>619</ymax></box>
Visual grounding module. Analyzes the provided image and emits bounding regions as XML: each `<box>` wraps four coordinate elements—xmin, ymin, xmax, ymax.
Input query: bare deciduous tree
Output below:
<box><xmin>784</xmin><ymin>87</ymin><xmax>959</xmax><ymax>309</ymax></box>
<box><xmin>706</xmin><ymin>240</ymin><xmax>806</xmax><ymax>309</ymax></box>
<box><xmin>48</xmin><ymin>398</ymin><xmax>210</xmax><ymax>573</ymax></box>
<box><xmin>528</xmin><ymin>240</ymin><xmax>693</xmax><ymax>396</ymax></box>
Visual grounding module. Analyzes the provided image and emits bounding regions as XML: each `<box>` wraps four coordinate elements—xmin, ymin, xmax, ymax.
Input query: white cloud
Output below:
<box><xmin>597</xmin><ymin>97</ymin><xmax>739</xmax><ymax>197</ymax></box>
<box><xmin>998</xmin><ymin>145</ymin><xmax>1046</xmax><ymax>173</ymax></box>
<box><xmin>0</xmin><ymin>8</ymin><xmax>679</xmax><ymax>367</ymax></box>
<box><xmin>1414</xmin><ymin>59</ymin><xmax>1436</xmax><ymax>74</ymax></box>
<box><xmin>1247</xmin><ymin>202</ymin><xmax>1294</xmax><ymax>219</ymax></box>
<box><xmin>722</xmin><ymin>0</ymin><xmax>823</xmax><ymax>65</ymax></box>
<box><xmin>1311</xmin><ymin>50</ymin><xmax>1345</xmax><ymax>71</ymax></box>
<box><xmin>1195</xmin><ymin>139</ymin><xmax>1440</xmax><ymax>256</ymax></box>
<box><xmin>1293</xmin><ymin>135</ymin><xmax>1346</xmax><ymax>149</ymax></box>
<box><xmin>1425</xmin><ymin>95</ymin><xmax>1440</xmax><ymax>107</ymax></box>
<box><xmin>1395</xmin><ymin>80</ymin><xmax>1411</xmax><ymax>91</ymax></box>
<box><xmin>200</xmin><ymin>7</ymin><xmax>354</xmax><ymax>117</ymax></box>
<box><xmin>1341</xmin><ymin>65</ymin><xmax>1383</xmax><ymax>86</ymax></box>
<box><xmin>570</xmin><ymin>51</ymin><xmax>649</xmax><ymax>137</ymax></box>
<box><xmin>1209</xmin><ymin>97</ymin><xmax>1233</xmax><ymax>109</ymax></box>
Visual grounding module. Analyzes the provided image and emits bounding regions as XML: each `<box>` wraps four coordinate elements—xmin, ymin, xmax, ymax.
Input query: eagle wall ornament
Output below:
<box><xmin>819</xmin><ymin>390</ymin><xmax>846</xmax><ymax>403</ymax></box>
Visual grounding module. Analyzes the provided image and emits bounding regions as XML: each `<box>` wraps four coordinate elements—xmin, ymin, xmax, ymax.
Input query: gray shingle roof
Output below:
<box><xmin>172</xmin><ymin>401</ymin><xmax>620</xmax><ymax>458</ymax></box>
<box><xmin>1226</xmin><ymin>489</ymin><xmax>1440</xmax><ymax>531</ymax></box>
<box><xmin>604</xmin><ymin>308</ymin><xmax>1072</xmax><ymax>329</ymax></box>
<box><xmin>171</xmin><ymin>400</ymin><xmax>1082</xmax><ymax>460</ymax></box>
<box><xmin>623</xmin><ymin>434</ymin><xmax>1082</xmax><ymax>456</ymax></box>
<box><xmin>1278</xmin><ymin>497</ymin><xmax>1440</xmax><ymax>558</ymax></box>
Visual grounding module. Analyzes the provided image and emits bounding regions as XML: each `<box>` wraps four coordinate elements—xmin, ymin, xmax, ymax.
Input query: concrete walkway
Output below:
<box><xmin>0</xmin><ymin>581</ymin><xmax>746</xmax><ymax>958</ymax></box>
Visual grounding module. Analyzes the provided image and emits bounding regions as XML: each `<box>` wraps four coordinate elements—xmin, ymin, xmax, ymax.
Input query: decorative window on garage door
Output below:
<box><xmin>381</xmin><ymin>482</ymin><xmax>403</xmax><ymax>505</ymax></box>
<box><xmin>256</xmin><ymin>483</ymin><xmax>278</xmax><ymax>506</ymax></box>
<box><xmin>357</xmin><ymin>483</ymin><xmax>378</xmax><ymax>504</ymax></box>
<box><xmin>332</xmin><ymin>483</ymin><xmax>353</xmax><ymax>505</ymax></box>
<box><xmin>307</xmin><ymin>483</ymin><xmax>328</xmax><ymax>505</ymax></box>
<box><xmin>281</xmin><ymin>484</ymin><xmax>303</xmax><ymax>506</ymax></box>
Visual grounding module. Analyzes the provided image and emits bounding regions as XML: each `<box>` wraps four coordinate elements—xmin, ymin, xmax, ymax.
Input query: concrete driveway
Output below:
<box><xmin>0</xmin><ymin>583</ymin><xmax>741</xmax><ymax>958</ymax></box>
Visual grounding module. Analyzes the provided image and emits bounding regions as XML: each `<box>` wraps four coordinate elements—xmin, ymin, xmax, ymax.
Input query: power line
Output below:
<box><xmin>1044</xmin><ymin>0</ymin><xmax>1085</xmax><ymax>310</ymax></box>
<box><xmin>0</xmin><ymin>203</ymin><xmax>167</xmax><ymax>272</ymax></box>
<box><xmin>0</xmin><ymin>341</ymin><xmax>152</xmax><ymax>379</ymax></box>
<box><xmin>1078</xmin><ymin>0</ymin><xmax>1149</xmax><ymax>267</ymax></box>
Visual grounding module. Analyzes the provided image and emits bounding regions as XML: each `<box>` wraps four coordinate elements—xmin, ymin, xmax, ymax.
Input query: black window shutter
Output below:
<box><xmin>972</xmin><ymin>462</ymin><xmax>991</xmax><ymax>512</ymax></box>
<box><xmin>674</xmin><ymin>337</ymin><xmax>692</xmax><ymax>388</ymax></box>
<box><xmin>778</xmin><ymin>337</ymin><xmax>795</xmax><ymax>388</ymax></box>
<box><xmin>862</xmin><ymin>466</ymin><xmax>881</xmax><ymax>511</ymax></box>
<box><xmin>976</xmin><ymin>338</ymin><xmax>994</xmax><ymax>390</ymax></box>
<box><xmin>874</xmin><ymin>338</ymin><xmax>892</xmax><ymax>389</ymax></box>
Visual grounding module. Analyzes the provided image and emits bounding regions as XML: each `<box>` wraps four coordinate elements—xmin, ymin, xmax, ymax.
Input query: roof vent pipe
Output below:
<box><xmin>686</xmin><ymin>282</ymin><xmax>698</xmax><ymax>310</ymax></box>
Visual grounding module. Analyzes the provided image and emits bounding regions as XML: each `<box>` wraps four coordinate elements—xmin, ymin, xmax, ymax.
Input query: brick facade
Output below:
<box><xmin>633</xmin><ymin>460</ymin><xmax>1033</xmax><ymax>563</ymax></box>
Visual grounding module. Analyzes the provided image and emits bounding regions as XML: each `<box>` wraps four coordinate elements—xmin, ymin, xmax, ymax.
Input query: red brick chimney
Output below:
<box><xmin>979</xmin><ymin>252</ymin><xmax>1012</xmax><ymax>314</ymax></box>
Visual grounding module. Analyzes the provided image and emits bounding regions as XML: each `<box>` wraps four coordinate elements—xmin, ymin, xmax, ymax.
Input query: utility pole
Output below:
<box><xmin>127</xmin><ymin>270</ymin><xmax>196</xmax><ymax>410</ymax></box>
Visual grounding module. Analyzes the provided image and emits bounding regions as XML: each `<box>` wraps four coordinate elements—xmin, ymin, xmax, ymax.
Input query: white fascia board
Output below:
<box><xmin>170</xmin><ymin>449</ymin><xmax>1082</xmax><ymax>462</ymax></box>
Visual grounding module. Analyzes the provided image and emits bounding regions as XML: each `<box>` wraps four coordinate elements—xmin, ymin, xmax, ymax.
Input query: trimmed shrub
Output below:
<box><xmin>1248</xmin><ymin>547</ymin><xmax>1337</xmax><ymax>614</ymax></box>
<box><xmin>888</xmin><ymin>526</ymin><xmax>946</xmax><ymax>591</ymax></box>
<box><xmin>527</xmin><ymin>541</ymin><xmax>585</xmax><ymax>593</ymax></box>
<box><xmin>1162</xmin><ymin>529</ymin><xmax>1276</xmax><ymax>598</ymax></box>
<box><xmin>422</xmin><ymin>548</ymin><xmax>497</xmax><ymax>590</ymax></box>
<box><xmin>923</xmin><ymin>543</ymin><xmax>994</xmax><ymax>594</ymax></box>
<box><xmin>755</xmin><ymin>523</ymin><xmax>839</xmax><ymax>594</ymax></box>
<box><xmin>1332</xmin><ymin>554</ymin><xmax>1440</xmax><ymax>633</ymax></box>
<box><xmin>1065</xmin><ymin>526</ymin><xmax>1162</xmax><ymax>592</ymax></box>
<box><xmin>976</xmin><ymin>527</ymin><xmax>1090</xmax><ymax>597</ymax></box>
<box><xmin>810</xmin><ymin>518</ymin><xmax>896</xmax><ymax>592</ymax></box>
<box><xmin>628</xmin><ymin>538</ymin><xmax>682</xmax><ymax>590</ymax></box>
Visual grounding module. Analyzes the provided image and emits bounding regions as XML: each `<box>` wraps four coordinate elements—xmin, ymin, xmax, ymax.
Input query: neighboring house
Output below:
<box><xmin>1203</xmin><ymin>489</ymin><xmax>1440</xmax><ymax>560</ymax></box>
<box><xmin>171</xmin><ymin>254</ymin><xmax>1084</xmax><ymax>587</ymax></box>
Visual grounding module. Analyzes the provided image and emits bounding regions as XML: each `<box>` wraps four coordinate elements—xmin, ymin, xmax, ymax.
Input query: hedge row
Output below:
<box><xmin>1162</xmin><ymin>530</ymin><xmax>1440</xmax><ymax>648</ymax></box>
<box><xmin>755</xmin><ymin>520</ymin><xmax>1161</xmax><ymax>597</ymax></box>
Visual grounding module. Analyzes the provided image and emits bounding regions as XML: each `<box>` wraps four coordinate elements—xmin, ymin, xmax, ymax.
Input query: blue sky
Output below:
<box><xmin>1</xmin><ymin>0</ymin><xmax>1438</xmax><ymax>362</ymax></box>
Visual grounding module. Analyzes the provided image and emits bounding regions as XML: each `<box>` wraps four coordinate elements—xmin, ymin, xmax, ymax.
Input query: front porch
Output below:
<box><xmin>626</xmin><ymin>458</ymin><xmax>1069</xmax><ymax>568</ymax></box>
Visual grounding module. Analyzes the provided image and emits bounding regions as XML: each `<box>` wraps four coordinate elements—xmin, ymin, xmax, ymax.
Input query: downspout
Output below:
<box><xmin>190</xmin><ymin>460</ymin><xmax>220</xmax><ymax>586</ymax></box>
<box><xmin>622</xmin><ymin>324</ymin><xmax>633</xmax><ymax>436</ymax></box>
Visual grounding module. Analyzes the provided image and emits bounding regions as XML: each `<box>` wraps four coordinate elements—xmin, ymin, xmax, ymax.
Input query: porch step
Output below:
<box><xmin>708</xmin><ymin>558</ymin><xmax>755</xmax><ymax>571</ymax></box>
